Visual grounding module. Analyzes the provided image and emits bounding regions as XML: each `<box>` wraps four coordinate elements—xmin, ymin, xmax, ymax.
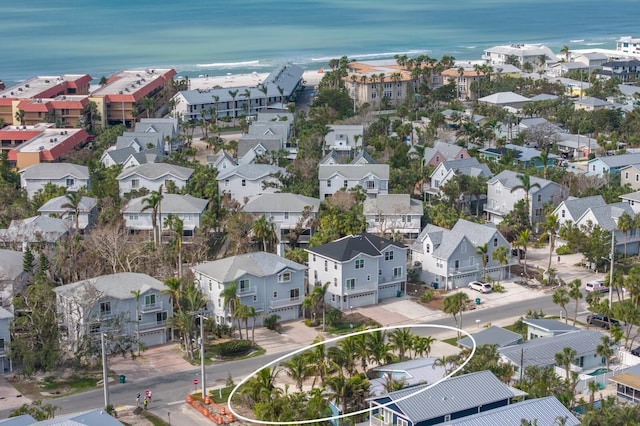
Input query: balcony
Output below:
<box><xmin>344</xmin><ymin>286</ymin><xmax>377</xmax><ymax>296</ymax></box>
<box><xmin>237</xmin><ymin>286</ymin><xmax>257</xmax><ymax>297</ymax></box>
<box><xmin>270</xmin><ymin>297</ymin><xmax>301</xmax><ymax>309</ymax></box>
<box><xmin>140</xmin><ymin>301</ymin><xmax>163</xmax><ymax>313</ymax></box>
<box><xmin>139</xmin><ymin>320</ymin><xmax>167</xmax><ymax>331</ymax></box>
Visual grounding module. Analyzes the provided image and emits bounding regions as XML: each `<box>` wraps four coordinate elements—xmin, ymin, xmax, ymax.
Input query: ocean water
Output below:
<box><xmin>1</xmin><ymin>0</ymin><xmax>637</xmax><ymax>85</ymax></box>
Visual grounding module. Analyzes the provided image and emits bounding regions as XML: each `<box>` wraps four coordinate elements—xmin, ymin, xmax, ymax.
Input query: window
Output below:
<box><xmin>284</xmin><ymin>212</ymin><xmax>289</xmax><ymax>219</ymax></box>
<box><xmin>384</xmin><ymin>82</ymin><xmax>393</xmax><ymax>89</ymax></box>
<box><xmin>461</xmin><ymin>242</ymin><xmax>467</xmax><ymax>254</ymax></box>
<box><xmin>128</xmin><ymin>214</ymin><xmax>139</xmax><ymax>221</ymax></box>
<box><xmin>66</xmin><ymin>178</ymin><xmax>75</xmax><ymax>187</ymax></box>
<box><xmin>379</xmin><ymin>269</ymin><xmax>383</xmax><ymax>276</ymax></box>
<box><xmin>346</xmin><ymin>278</ymin><xmax>355</xmax><ymax>290</ymax></box>
<box><xmin>290</xmin><ymin>288</ymin><xmax>300</xmax><ymax>299</ymax></box>
<box><xmin>537</xmin><ymin>194</ymin><xmax>542</xmax><ymax>202</ymax></box>
<box><xmin>156</xmin><ymin>312</ymin><xmax>167</xmax><ymax>323</ymax></box>
<box><xmin>535</xmin><ymin>208</ymin><xmax>542</xmax><ymax>217</ymax></box>
<box><xmin>367</xmin><ymin>274</ymin><xmax>371</xmax><ymax>281</ymax></box>
<box><xmin>218</xmin><ymin>298</ymin><xmax>222</xmax><ymax>307</ymax></box>
<box><xmin>313</xmin><ymin>255</ymin><xmax>316</xmax><ymax>262</ymax></box>
<box><xmin>239</xmin><ymin>279</ymin><xmax>250</xmax><ymax>292</ymax></box>
<box><xmin>273</xmin><ymin>291</ymin><xmax>277</xmax><ymax>298</ymax></box>
<box><xmin>164</xmin><ymin>179</ymin><xmax>174</xmax><ymax>187</ymax></box>
<box><xmin>626</xmin><ymin>172</ymin><xmax>629</xmax><ymax>179</ymax></box>
<box><xmin>241</xmin><ymin>179</ymin><xmax>246</xmax><ymax>187</ymax></box>
<box><xmin>343</xmin><ymin>180</ymin><xmax>348</xmax><ymax>188</ymax></box>
<box><xmin>278</xmin><ymin>272</ymin><xmax>291</xmax><ymax>282</ymax></box>
<box><xmin>454</xmin><ymin>260</ymin><xmax>460</xmax><ymax>270</ymax></box>
<box><xmin>385</xmin><ymin>251</ymin><xmax>394</xmax><ymax>261</ymax></box>
<box><xmin>496</xmin><ymin>186</ymin><xmax>501</xmax><ymax>194</ymax></box>
<box><xmin>397</xmin><ymin>90</ymin><xmax>402</xmax><ymax>97</ymax></box>
<box><xmin>375</xmin><ymin>214</ymin><xmax>383</xmax><ymax>223</ymax></box>
<box><xmin>355</xmin><ymin>259</ymin><xmax>365</xmax><ymax>269</ymax></box>
<box><xmin>144</xmin><ymin>294</ymin><xmax>156</xmax><ymax>306</ymax></box>
<box><xmin>393</xmin><ymin>267</ymin><xmax>402</xmax><ymax>278</ymax></box>
<box><xmin>435</xmin><ymin>156</ymin><xmax>440</xmax><ymax>162</ymax></box>
<box><xmin>90</xmin><ymin>323</ymin><xmax>100</xmax><ymax>334</ymax></box>
<box><xmin>100</xmin><ymin>301</ymin><xmax>111</xmax><ymax>315</ymax></box>
<box><xmin>225</xmin><ymin>179</ymin><xmax>229</xmax><ymax>186</ymax></box>
<box><xmin>324</xmin><ymin>260</ymin><xmax>328</xmax><ymax>271</ymax></box>
<box><xmin>493</xmin><ymin>237</ymin><xmax>498</xmax><ymax>247</ymax></box>
<box><xmin>334</xmin><ymin>278</ymin><xmax>337</xmax><ymax>287</ymax></box>
<box><xmin>397</xmin><ymin>419</ymin><xmax>408</xmax><ymax>426</ymax></box>
<box><xmin>334</xmin><ymin>262</ymin><xmax>337</xmax><ymax>270</ymax></box>
<box><xmin>426</xmin><ymin>243</ymin><xmax>430</xmax><ymax>253</ymax></box>
<box><xmin>561</xmin><ymin>209</ymin><xmax>565</xmax><ymax>218</ymax></box>
<box><xmin>371</xmin><ymin>93</ymin><xmax>377</xmax><ymax>99</ymax></box>
<box><xmin>0</xmin><ymin>338</ymin><xmax>4</xmax><ymax>351</ymax></box>
<box><xmin>384</xmin><ymin>91</ymin><xmax>392</xmax><ymax>98</ymax></box>
<box><xmin>327</xmin><ymin>179</ymin><xmax>332</xmax><ymax>187</ymax></box>
<box><xmin>444</xmin><ymin>415</ymin><xmax>451</xmax><ymax>422</ymax></box>
<box><xmin>131</xmin><ymin>179</ymin><xmax>139</xmax><ymax>189</ymax></box>
<box><xmin>367</xmin><ymin>180</ymin><xmax>375</xmax><ymax>189</ymax></box>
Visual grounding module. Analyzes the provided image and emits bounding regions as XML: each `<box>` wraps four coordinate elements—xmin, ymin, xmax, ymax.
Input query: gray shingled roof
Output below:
<box><xmin>115</xmin><ymin>133</ymin><xmax>163</xmax><ymax>150</ymax></box>
<box><xmin>0</xmin><ymin>249</ymin><xmax>25</xmax><ymax>281</ymax></box>
<box><xmin>206</xmin><ymin>150</ymin><xmax>235</xmax><ymax>168</ymax></box>
<box><xmin>431</xmin><ymin>220</ymin><xmax>502</xmax><ymax>259</ymax></box>
<box><xmin>449</xmin><ymin>396</ymin><xmax>579</xmax><ymax>426</ymax></box>
<box><xmin>412</xmin><ymin>224</ymin><xmax>446</xmax><ymax>253</ymax></box>
<box><xmin>439</xmin><ymin>157</ymin><xmax>492</xmax><ymax>179</ymax></box>
<box><xmin>369</xmin><ymin>371</ymin><xmax>522</xmax><ymax>423</ymax></box>
<box><xmin>54</xmin><ymin>272</ymin><xmax>166</xmax><ymax>299</ymax></box>
<box><xmin>0</xmin><ymin>216</ymin><xmax>69</xmax><ymax>243</ymax></box>
<box><xmin>351</xmin><ymin>149</ymin><xmax>376</xmax><ymax>165</ymax></box>
<box><xmin>21</xmin><ymin>163</ymin><xmax>89</xmax><ymax>180</ymax></box>
<box><xmin>457</xmin><ymin>326</ymin><xmax>522</xmax><ymax>349</ymax></box>
<box><xmin>488</xmin><ymin>170</ymin><xmax>555</xmax><ymax>191</ymax></box>
<box><xmin>595</xmin><ymin>153</ymin><xmax>640</xmax><ymax>168</ymax></box>
<box><xmin>307</xmin><ymin>233</ymin><xmax>405</xmax><ymax>262</ymax></box>
<box><xmin>237</xmin><ymin>138</ymin><xmax>282</xmax><ymax>159</ymax></box>
<box><xmin>620</xmin><ymin>190</ymin><xmax>640</xmax><ymax>203</ymax></box>
<box><xmin>557</xmin><ymin>195</ymin><xmax>607</xmax><ymax>221</ymax></box>
<box><xmin>192</xmin><ymin>252</ymin><xmax>306</xmax><ymax>282</ymax></box>
<box><xmin>38</xmin><ymin>195</ymin><xmax>97</xmax><ymax>213</ymax></box>
<box><xmin>319</xmin><ymin>150</ymin><xmax>341</xmax><ymax>165</ymax></box>
<box><xmin>522</xmin><ymin>319</ymin><xmax>579</xmax><ymax>333</ymax></box>
<box><xmin>318</xmin><ymin>164</ymin><xmax>389</xmax><ymax>180</ymax></box>
<box><xmin>103</xmin><ymin>146</ymin><xmax>137</xmax><ymax>164</ymax></box>
<box><xmin>217</xmin><ymin>164</ymin><xmax>285</xmax><ymax>181</ymax></box>
<box><xmin>0</xmin><ymin>305</ymin><xmax>14</xmax><ymax>320</ymax></box>
<box><xmin>117</xmin><ymin>163</ymin><xmax>194</xmax><ymax>180</ymax></box>
<box><xmin>499</xmin><ymin>330</ymin><xmax>604</xmax><ymax>369</ymax></box>
<box><xmin>122</xmin><ymin>194</ymin><xmax>208</xmax><ymax>214</ymax></box>
<box><xmin>479</xmin><ymin>91</ymin><xmax>529</xmax><ymax>104</ymax></box>
<box><xmin>578</xmin><ymin>202</ymin><xmax>635</xmax><ymax>231</ymax></box>
<box><xmin>242</xmin><ymin>193</ymin><xmax>320</xmax><ymax>213</ymax></box>
<box><xmin>423</xmin><ymin>141</ymin><xmax>464</xmax><ymax>162</ymax></box>
<box><xmin>363</xmin><ymin>194</ymin><xmax>423</xmax><ymax>216</ymax></box>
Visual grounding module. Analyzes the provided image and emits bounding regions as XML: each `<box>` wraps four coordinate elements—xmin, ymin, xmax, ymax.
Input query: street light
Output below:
<box><xmin>195</xmin><ymin>312</ymin><xmax>209</xmax><ymax>402</ymax></box>
<box><xmin>101</xmin><ymin>332</ymin><xmax>109</xmax><ymax>408</ymax></box>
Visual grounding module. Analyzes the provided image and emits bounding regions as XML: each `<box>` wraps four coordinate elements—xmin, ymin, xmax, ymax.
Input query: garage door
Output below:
<box><xmin>141</xmin><ymin>330</ymin><xmax>165</xmax><ymax>347</ymax></box>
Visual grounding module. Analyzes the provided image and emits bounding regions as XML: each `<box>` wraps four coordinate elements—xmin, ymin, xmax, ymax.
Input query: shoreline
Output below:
<box><xmin>186</xmin><ymin>70</ymin><xmax>325</xmax><ymax>91</ymax></box>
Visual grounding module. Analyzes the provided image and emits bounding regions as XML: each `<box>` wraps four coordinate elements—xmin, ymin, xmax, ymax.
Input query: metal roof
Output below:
<box><xmin>522</xmin><ymin>319</ymin><xmax>579</xmax><ymax>333</ymax></box>
<box><xmin>54</xmin><ymin>272</ymin><xmax>166</xmax><ymax>300</ymax></box>
<box><xmin>242</xmin><ymin>193</ymin><xmax>320</xmax><ymax>214</ymax></box>
<box><xmin>457</xmin><ymin>326</ymin><xmax>522</xmax><ymax>349</ymax></box>
<box><xmin>363</xmin><ymin>194</ymin><xmax>423</xmax><ymax>216</ymax></box>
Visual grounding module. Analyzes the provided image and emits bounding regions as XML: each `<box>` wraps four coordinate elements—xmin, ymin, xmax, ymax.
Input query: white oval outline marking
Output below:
<box><xmin>227</xmin><ymin>323</ymin><xmax>476</xmax><ymax>425</ymax></box>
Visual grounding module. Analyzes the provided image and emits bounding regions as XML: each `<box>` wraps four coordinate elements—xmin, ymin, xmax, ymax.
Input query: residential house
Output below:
<box><xmin>478</xmin><ymin>92</ymin><xmax>530</xmax><ymax>110</ymax></box>
<box><xmin>318</xmin><ymin>164</ymin><xmax>389</xmax><ymax>199</ymax></box>
<box><xmin>20</xmin><ymin>163</ymin><xmax>90</xmax><ymax>199</ymax></box>
<box><xmin>485</xmin><ymin>170</ymin><xmax>567</xmax><ymax>225</ymax></box>
<box><xmin>440</xmin><ymin>109</ymin><xmax>487</xmax><ymax>128</ymax></box>
<box><xmin>621</xmin><ymin>164</ymin><xmax>640</xmax><ymax>190</ymax></box>
<box><xmin>552</xmin><ymin>195</ymin><xmax>607</xmax><ymax>228</ymax></box>
<box><xmin>363</xmin><ymin>194</ymin><xmax>423</xmax><ymax>240</ymax></box>
<box><xmin>457</xmin><ymin>325</ymin><xmax>522</xmax><ymax>350</ymax></box>
<box><xmin>192</xmin><ymin>252</ymin><xmax>306</xmax><ymax>325</ymax></box>
<box><xmin>1</xmin><ymin>409</ymin><xmax>124</xmax><ymax>426</ymax></box>
<box><xmin>116</xmin><ymin>163</ymin><xmax>194</xmax><ymax>196</ymax></box>
<box><xmin>306</xmin><ymin>234</ymin><xmax>407</xmax><ymax>310</ymax></box>
<box><xmin>480</xmin><ymin>144</ymin><xmax>559</xmax><ymax>167</ymax></box>
<box><xmin>241</xmin><ymin>193</ymin><xmax>321</xmax><ymax>244</ymax></box>
<box><xmin>610</xmin><ymin>363</ymin><xmax>640</xmax><ymax>403</ymax></box>
<box><xmin>122</xmin><ymin>194</ymin><xmax>208</xmax><ymax>236</ymax></box>
<box><xmin>422</xmin><ymin>141</ymin><xmax>470</xmax><ymax>168</ymax></box>
<box><xmin>0</xmin><ymin>216</ymin><xmax>69</xmax><ymax>250</ymax></box>
<box><xmin>237</xmin><ymin>118</ymin><xmax>293</xmax><ymax>164</ymax></box>
<box><xmin>574</xmin><ymin>96</ymin><xmax>616</xmax><ymax>111</ymax></box>
<box><xmin>499</xmin><ymin>330</ymin><xmax>606</xmax><ymax>381</ymax></box>
<box><xmin>550</xmin><ymin>76</ymin><xmax>592</xmax><ymax>98</ymax></box>
<box><xmin>0</xmin><ymin>306</ymin><xmax>13</xmax><ymax>373</ymax></box>
<box><xmin>441</xmin><ymin>67</ymin><xmax>489</xmax><ymax>101</ymax></box>
<box><xmin>522</xmin><ymin>318</ymin><xmax>579</xmax><ymax>340</ymax></box>
<box><xmin>324</xmin><ymin>125</ymin><xmax>364</xmax><ymax>153</ymax></box>
<box><xmin>38</xmin><ymin>195</ymin><xmax>98</xmax><ymax>231</ymax></box>
<box><xmin>206</xmin><ymin>150</ymin><xmax>236</xmax><ymax>172</ymax></box>
<box><xmin>426</xmin><ymin>157</ymin><xmax>492</xmax><ymax>201</ymax></box>
<box><xmin>368</xmin><ymin>358</ymin><xmax>447</xmax><ymax>397</ymax></box>
<box><xmin>574</xmin><ymin>52</ymin><xmax>609</xmax><ymax>68</ymax></box>
<box><xmin>411</xmin><ymin>219</ymin><xmax>512</xmax><ymax>290</ymax></box>
<box><xmin>616</xmin><ymin>36</ymin><xmax>640</xmax><ymax>56</ymax></box>
<box><xmin>597</xmin><ymin>59</ymin><xmax>640</xmax><ymax>82</ymax></box>
<box><xmin>448</xmin><ymin>396</ymin><xmax>579</xmax><ymax>426</ymax></box>
<box><xmin>217</xmin><ymin>164</ymin><xmax>285</xmax><ymax>202</ymax></box>
<box><xmin>7</xmin><ymin>127</ymin><xmax>89</xmax><ymax>170</ymax></box>
<box><xmin>319</xmin><ymin>150</ymin><xmax>341</xmax><ymax>166</ymax></box>
<box><xmin>54</xmin><ymin>272</ymin><xmax>173</xmax><ymax>349</ymax></box>
<box><xmin>351</xmin><ymin>148</ymin><xmax>376</xmax><ymax>165</ymax></box>
<box><xmin>0</xmin><ymin>249</ymin><xmax>29</xmax><ymax>308</ymax></box>
<box><xmin>587</xmin><ymin>153</ymin><xmax>640</xmax><ymax>177</ymax></box>
<box><xmin>555</xmin><ymin>133</ymin><xmax>599</xmax><ymax>159</ymax></box>
<box><xmin>620</xmin><ymin>190</ymin><xmax>640</xmax><ymax>214</ymax></box>
<box><xmin>547</xmin><ymin>60</ymin><xmax>591</xmax><ymax>78</ymax></box>
<box><xmin>368</xmin><ymin>370</ymin><xmax>525</xmax><ymax>426</ymax></box>
<box><xmin>483</xmin><ymin>44</ymin><xmax>557</xmax><ymax>69</ymax></box>
<box><xmin>573</xmin><ymin>202</ymin><xmax>640</xmax><ymax>255</ymax></box>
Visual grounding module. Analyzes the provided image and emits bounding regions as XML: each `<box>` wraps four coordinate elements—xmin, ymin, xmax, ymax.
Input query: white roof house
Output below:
<box><xmin>20</xmin><ymin>163</ymin><xmax>90</xmax><ymax>199</ymax></box>
<box><xmin>0</xmin><ymin>216</ymin><xmax>69</xmax><ymax>249</ymax></box>
<box><xmin>122</xmin><ymin>194</ymin><xmax>209</xmax><ymax>233</ymax></box>
<box><xmin>116</xmin><ymin>163</ymin><xmax>194</xmax><ymax>196</ymax></box>
<box><xmin>38</xmin><ymin>195</ymin><xmax>98</xmax><ymax>231</ymax></box>
<box><xmin>478</xmin><ymin>92</ymin><xmax>530</xmax><ymax>109</ymax></box>
<box><xmin>217</xmin><ymin>164</ymin><xmax>286</xmax><ymax>202</ymax></box>
<box><xmin>318</xmin><ymin>163</ymin><xmax>389</xmax><ymax>199</ymax></box>
<box><xmin>363</xmin><ymin>194</ymin><xmax>423</xmax><ymax>239</ymax></box>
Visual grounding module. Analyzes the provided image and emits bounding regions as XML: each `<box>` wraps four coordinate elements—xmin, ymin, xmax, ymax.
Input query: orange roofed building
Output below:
<box><xmin>0</xmin><ymin>74</ymin><xmax>92</xmax><ymax>125</ymax></box>
<box><xmin>6</xmin><ymin>127</ymin><xmax>89</xmax><ymax>170</ymax></box>
<box><xmin>441</xmin><ymin>67</ymin><xmax>489</xmax><ymax>101</ymax></box>
<box><xmin>89</xmin><ymin>68</ymin><xmax>176</xmax><ymax>129</ymax></box>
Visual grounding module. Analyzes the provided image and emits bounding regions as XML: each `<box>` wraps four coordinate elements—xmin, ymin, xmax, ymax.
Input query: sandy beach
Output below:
<box><xmin>188</xmin><ymin>70</ymin><xmax>324</xmax><ymax>91</ymax></box>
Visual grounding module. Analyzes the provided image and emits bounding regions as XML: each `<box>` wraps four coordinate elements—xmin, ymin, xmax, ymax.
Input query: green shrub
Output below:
<box><xmin>211</xmin><ymin>340</ymin><xmax>253</xmax><ymax>358</ymax></box>
<box><xmin>419</xmin><ymin>289</ymin><xmax>435</xmax><ymax>303</ymax></box>
<box><xmin>492</xmin><ymin>283</ymin><xmax>505</xmax><ymax>293</ymax></box>
<box><xmin>556</xmin><ymin>245</ymin><xmax>573</xmax><ymax>255</ymax></box>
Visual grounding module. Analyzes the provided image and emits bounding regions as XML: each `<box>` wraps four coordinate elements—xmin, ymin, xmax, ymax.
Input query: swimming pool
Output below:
<box><xmin>588</xmin><ymin>368</ymin><xmax>609</xmax><ymax>376</ymax></box>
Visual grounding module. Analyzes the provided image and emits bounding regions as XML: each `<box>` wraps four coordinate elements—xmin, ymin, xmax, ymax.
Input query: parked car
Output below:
<box><xmin>631</xmin><ymin>347</ymin><xmax>640</xmax><ymax>357</ymax></box>
<box><xmin>468</xmin><ymin>281</ymin><xmax>492</xmax><ymax>293</ymax></box>
<box><xmin>586</xmin><ymin>313</ymin><xmax>620</xmax><ymax>329</ymax></box>
<box><xmin>585</xmin><ymin>279</ymin><xmax>608</xmax><ymax>293</ymax></box>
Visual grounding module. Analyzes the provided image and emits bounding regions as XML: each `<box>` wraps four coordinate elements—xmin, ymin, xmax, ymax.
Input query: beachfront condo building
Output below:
<box><xmin>441</xmin><ymin>66</ymin><xmax>489</xmax><ymax>101</ymax></box>
<box><xmin>617</xmin><ymin>36</ymin><xmax>640</xmax><ymax>56</ymax></box>
<box><xmin>483</xmin><ymin>44</ymin><xmax>557</xmax><ymax>70</ymax></box>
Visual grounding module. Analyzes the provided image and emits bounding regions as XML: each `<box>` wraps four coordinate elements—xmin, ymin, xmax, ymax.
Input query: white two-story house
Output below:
<box><xmin>485</xmin><ymin>170</ymin><xmax>567</xmax><ymax>226</ymax></box>
<box><xmin>117</xmin><ymin>163</ymin><xmax>194</xmax><ymax>196</ymax></box>
<box><xmin>122</xmin><ymin>194</ymin><xmax>209</xmax><ymax>237</ymax></box>
<box><xmin>319</xmin><ymin>164</ymin><xmax>389</xmax><ymax>199</ymax></box>
<box><xmin>412</xmin><ymin>219</ymin><xmax>512</xmax><ymax>289</ymax></box>
<box><xmin>574</xmin><ymin>202</ymin><xmax>640</xmax><ymax>255</ymax></box>
<box><xmin>20</xmin><ymin>163</ymin><xmax>90</xmax><ymax>200</ymax></box>
<box><xmin>426</xmin><ymin>157</ymin><xmax>492</xmax><ymax>200</ymax></box>
<box><xmin>54</xmin><ymin>272</ymin><xmax>173</xmax><ymax>350</ymax></box>
<box><xmin>217</xmin><ymin>164</ymin><xmax>285</xmax><ymax>202</ymax></box>
<box><xmin>192</xmin><ymin>252</ymin><xmax>306</xmax><ymax>326</ymax></box>
<box><xmin>306</xmin><ymin>233</ymin><xmax>408</xmax><ymax>310</ymax></box>
<box><xmin>242</xmin><ymin>193</ymin><xmax>321</xmax><ymax>244</ymax></box>
<box><xmin>38</xmin><ymin>195</ymin><xmax>98</xmax><ymax>231</ymax></box>
<box><xmin>552</xmin><ymin>195</ymin><xmax>607</xmax><ymax>229</ymax></box>
<box><xmin>363</xmin><ymin>194</ymin><xmax>423</xmax><ymax>240</ymax></box>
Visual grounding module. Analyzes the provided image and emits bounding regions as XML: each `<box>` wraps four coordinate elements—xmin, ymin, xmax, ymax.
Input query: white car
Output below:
<box><xmin>468</xmin><ymin>281</ymin><xmax>492</xmax><ymax>293</ymax></box>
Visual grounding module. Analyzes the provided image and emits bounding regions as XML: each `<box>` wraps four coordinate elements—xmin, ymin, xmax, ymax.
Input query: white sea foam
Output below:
<box><xmin>310</xmin><ymin>49</ymin><xmax>431</xmax><ymax>63</ymax></box>
<box><xmin>585</xmin><ymin>42</ymin><xmax>605</xmax><ymax>46</ymax></box>
<box><xmin>570</xmin><ymin>39</ymin><xmax>584</xmax><ymax>43</ymax></box>
<box><xmin>195</xmin><ymin>60</ymin><xmax>261</xmax><ymax>68</ymax></box>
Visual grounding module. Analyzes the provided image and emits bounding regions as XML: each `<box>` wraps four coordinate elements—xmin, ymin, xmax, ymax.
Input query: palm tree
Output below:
<box><xmin>554</xmin><ymin>347</ymin><xmax>577</xmax><ymax>381</ymax></box>
<box><xmin>258</xmin><ymin>84</ymin><xmax>268</xmax><ymax>111</ymax></box>
<box><xmin>242</xmin><ymin>88</ymin><xmax>252</xmax><ymax>118</ymax></box>
<box><xmin>443</xmin><ymin>292</ymin><xmax>470</xmax><ymax>337</ymax></box>
<box><xmin>164</xmin><ymin>214</ymin><xmax>184</xmax><ymax>277</ymax></box>
<box><xmin>389</xmin><ymin>328</ymin><xmax>413</xmax><ymax>361</ymax></box>
<box><xmin>511</xmin><ymin>174</ymin><xmax>541</xmax><ymax>227</ymax></box>
<box><xmin>141</xmin><ymin>186</ymin><xmax>163</xmax><ymax>246</ymax></box>
<box><xmin>568</xmin><ymin>279</ymin><xmax>583</xmax><ymax>326</ymax></box>
<box><xmin>560</xmin><ymin>45</ymin><xmax>570</xmax><ymax>61</ymax></box>
<box><xmin>553</xmin><ymin>288</ymin><xmax>570</xmax><ymax>324</ymax></box>
<box><xmin>540</xmin><ymin>213</ymin><xmax>560</xmax><ymax>273</ymax></box>
<box><xmin>516</xmin><ymin>229</ymin><xmax>531</xmax><ymax>276</ymax></box>
<box><xmin>240</xmin><ymin>367</ymin><xmax>280</xmax><ymax>404</ymax></box>
<box><xmin>221</xmin><ymin>282</ymin><xmax>240</xmax><ymax>337</ymax></box>
<box><xmin>61</xmin><ymin>188</ymin><xmax>86</xmax><ymax>232</ymax></box>
<box><xmin>211</xmin><ymin>95</ymin><xmax>220</xmax><ymax>122</ymax></box>
<box><xmin>311</xmin><ymin>282</ymin><xmax>330</xmax><ymax>331</ymax></box>
<box><xmin>161</xmin><ymin>277</ymin><xmax>183</xmax><ymax>311</ymax></box>
<box><xmin>281</xmin><ymin>354</ymin><xmax>309</xmax><ymax>391</ymax></box>
<box><xmin>492</xmin><ymin>246</ymin><xmax>509</xmax><ymax>283</ymax></box>
<box><xmin>476</xmin><ymin>243</ymin><xmax>489</xmax><ymax>280</ymax></box>
<box><xmin>252</xmin><ymin>214</ymin><xmax>276</xmax><ymax>252</ymax></box>
<box><xmin>228</xmin><ymin>89</ymin><xmax>239</xmax><ymax>126</ymax></box>
<box><xmin>139</xmin><ymin>96</ymin><xmax>156</xmax><ymax>118</ymax></box>
<box><xmin>412</xmin><ymin>335</ymin><xmax>434</xmax><ymax>358</ymax></box>
<box><xmin>617</xmin><ymin>212</ymin><xmax>634</xmax><ymax>257</ymax></box>
<box><xmin>276</xmin><ymin>85</ymin><xmax>285</xmax><ymax>110</ymax></box>
<box><xmin>130</xmin><ymin>289</ymin><xmax>142</xmax><ymax>356</ymax></box>
<box><xmin>366</xmin><ymin>330</ymin><xmax>392</xmax><ymax>366</ymax></box>
<box><xmin>14</xmin><ymin>109</ymin><xmax>25</xmax><ymax>126</ymax></box>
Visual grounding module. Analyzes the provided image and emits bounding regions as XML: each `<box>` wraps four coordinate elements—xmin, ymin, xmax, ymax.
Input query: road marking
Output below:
<box><xmin>167</xmin><ymin>400</ymin><xmax>184</xmax><ymax>406</ymax></box>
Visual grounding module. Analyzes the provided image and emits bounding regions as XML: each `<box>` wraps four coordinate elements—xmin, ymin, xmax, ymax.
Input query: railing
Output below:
<box><xmin>449</xmin><ymin>264</ymin><xmax>481</xmax><ymax>274</ymax></box>
<box><xmin>369</xmin><ymin>416</ymin><xmax>389</xmax><ymax>426</ymax></box>
<box><xmin>237</xmin><ymin>287</ymin><xmax>257</xmax><ymax>297</ymax></box>
<box><xmin>270</xmin><ymin>297</ymin><xmax>301</xmax><ymax>309</ymax></box>
<box><xmin>344</xmin><ymin>286</ymin><xmax>377</xmax><ymax>296</ymax></box>
<box><xmin>140</xmin><ymin>301</ymin><xmax>163</xmax><ymax>313</ymax></box>
<box><xmin>139</xmin><ymin>320</ymin><xmax>167</xmax><ymax>331</ymax></box>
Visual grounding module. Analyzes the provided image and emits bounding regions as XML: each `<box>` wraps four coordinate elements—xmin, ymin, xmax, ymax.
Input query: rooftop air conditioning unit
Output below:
<box><xmin>45</xmin><ymin>80</ymin><xmax>50</xmax><ymax>83</ymax></box>
<box><xmin>50</xmin><ymin>138</ymin><xmax>54</xmax><ymax>142</ymax></box>
<box><xmin>22</xmin><ymin>125</ymin><xmax>26</xmax><ymax>129</ymax></box>
<box><xmin>39</xmin><ymin>146</ymin><xmax>44</xmax><ymax>151</ymax></box>
<box><xmin>25</xmin><ymin>84</ymin><xmax>29</xmax><ymax>88</ymax></box>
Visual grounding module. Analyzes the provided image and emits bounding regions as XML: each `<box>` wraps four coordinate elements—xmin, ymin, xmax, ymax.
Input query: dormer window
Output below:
<box><xmin>278</xmin><ymin>272</ymin><xmax>291</xmax><ymax>283</ymax></box>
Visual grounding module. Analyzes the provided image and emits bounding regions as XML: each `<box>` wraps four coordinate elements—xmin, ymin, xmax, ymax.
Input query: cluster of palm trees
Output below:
<box><xmin>219</xmin><ymin>281</ymin><xmax>260</xmax><ymax>342</ymax></box>
<box><xmin>238</xmin><ymin>328</ymin><xmax>435</xmax><ymax>422</ymax></box>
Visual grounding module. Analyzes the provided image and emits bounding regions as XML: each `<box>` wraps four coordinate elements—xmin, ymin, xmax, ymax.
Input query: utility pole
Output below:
<box><xmin>197</xmin><ymin>312</ymin><xmax>209</xmax><ymax>402</ymax></box>
<box><xmin>101</xmin><ymin>332</ymin><xmax>109</xmax><ymax>408</ymax></box>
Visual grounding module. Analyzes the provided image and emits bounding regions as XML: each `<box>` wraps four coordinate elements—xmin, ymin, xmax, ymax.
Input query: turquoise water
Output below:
<box><xmin>1</xmin><ymin>1</ymin><xmax>637</xmax><ymax>84</ymax></box>
<box><xmin>588</xmin><ymin>368</ymin><xmax>609</xmax><ymax>376</ymax></box>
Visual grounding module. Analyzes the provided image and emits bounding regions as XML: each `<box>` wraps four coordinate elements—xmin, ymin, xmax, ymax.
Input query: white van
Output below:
<box><xmin>585</xmin><ymin>279</ymin><xmax>608</xmax><ymax>293</ymax></box>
